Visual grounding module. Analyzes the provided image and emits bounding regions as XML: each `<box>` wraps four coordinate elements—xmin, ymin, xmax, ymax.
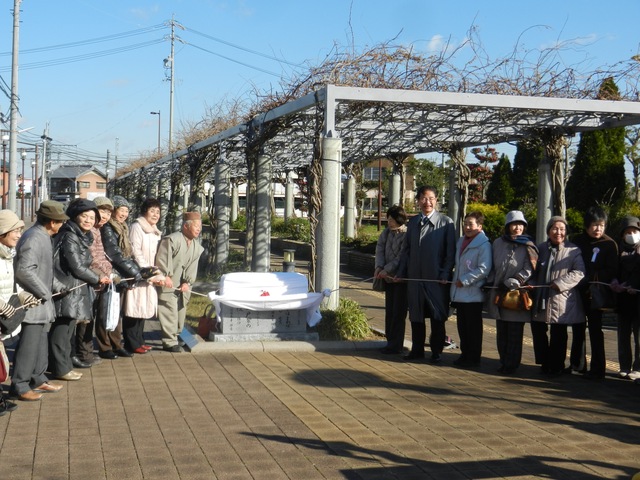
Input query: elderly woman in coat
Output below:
<box><xmin>490</xmin><ymin>210</ymin><xmax>538</xmax><ymax>374</ymax></box>
<box><xmin>123</xmin><ymin>198</ymin><xmax>164</xmax><ymax>354</ymax></box>
<box><xmin>374</xmin><ymin>205</ymin><xmax>408</xmax><ymax>355</ymax></box>
<box><xmin>531</xmin><ymin>216</ymin><xmax>586</xmax><ymax>376</ymax></box>
<box><xmin>50</xmin><ymin>199</ymin><xmax>110</xmax><ymax>381</ymax></box>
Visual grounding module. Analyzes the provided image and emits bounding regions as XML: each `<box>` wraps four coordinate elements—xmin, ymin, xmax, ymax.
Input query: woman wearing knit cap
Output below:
<box><xmin>50</xmin><ymin>199</ymin><xmax>111</xmax><ymax>381</ymax></box>
<box><xmin>489</xmin><ymin>210</ymin><xmax>538</xmax><ymax>374</ymax></box>
<box><xmin>610</xmin><ymin>216</ymin><xmax>640</xmax><ymax>380</ymax></box>
<box><xmin>531</xmin><ymin>216</ymin><xmax>586</xmax><ymax>376</ymax></box>
<box><xmin>100</xmin><ymin>195</ymin><xmax>142</xmax><ymax>358</ymax></box>
<box><xmin>122</xmin><ymin>198</ymin><xmax>164</xmax><ymax>354</ymax></box>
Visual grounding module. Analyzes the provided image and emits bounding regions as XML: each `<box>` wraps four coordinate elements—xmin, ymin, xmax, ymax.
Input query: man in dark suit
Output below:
<box><xmin>396</xmin><ymin>186</ymin><xmax>456</xmax><ymax>363</ymax></box>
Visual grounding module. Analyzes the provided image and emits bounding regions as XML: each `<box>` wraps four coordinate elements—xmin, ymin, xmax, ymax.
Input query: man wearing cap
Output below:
<box><xmin>155</xmin><ymin>211</ymin><xmax>204</xmax><ymax>352</ymax></box>
<box><xmin>11</xmin><ymin>201</ymin><xmax>68</xmax><ymax>401</ymax></box>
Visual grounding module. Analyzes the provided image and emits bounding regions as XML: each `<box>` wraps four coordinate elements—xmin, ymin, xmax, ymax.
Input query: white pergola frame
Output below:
<box><xmin>117</xmin><ymin>85</ymin><xmax>640</xmax><ymax>308</ymax></box>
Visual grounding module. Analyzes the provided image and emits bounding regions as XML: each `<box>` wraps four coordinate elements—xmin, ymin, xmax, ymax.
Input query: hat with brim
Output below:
<box><xmin>0</xmin><ymin>209</ymin><xmax>25</xmax><ymax>236</ymax></box>
<box><xmin>36</xmin><ymin>200</ymin><xmax>69</xmax><ymax>221</ymax></box>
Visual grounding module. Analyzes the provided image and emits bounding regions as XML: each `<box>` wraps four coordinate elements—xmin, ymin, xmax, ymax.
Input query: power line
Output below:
<box><xmin>184</xmin><ymin>41</ymin><xmax>282</xmax><ymax>77</ymax></box>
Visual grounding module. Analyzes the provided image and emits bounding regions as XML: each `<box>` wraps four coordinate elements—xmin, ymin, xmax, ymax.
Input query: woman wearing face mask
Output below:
<box><xmin>610</xmin><ymin>216</ymin><xmax>640</xmax><ymax>380</ymax></box>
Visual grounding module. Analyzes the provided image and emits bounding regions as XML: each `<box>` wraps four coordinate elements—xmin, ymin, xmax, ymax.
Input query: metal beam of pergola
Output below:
<box><xmin>115</xmin><ymin>84</ymin><xmax>640</xmax><ymax>308</ymax></box>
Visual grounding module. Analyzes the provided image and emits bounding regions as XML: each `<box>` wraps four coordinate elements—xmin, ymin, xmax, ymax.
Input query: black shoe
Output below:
<box><xmin>115</xmin><ymin>349</ymin><xmax>133</xmax><ymax>358</ymax></box>
<box><xmin>403</xmin><ymin>351</ymin><xmax>424</xmax><ymax>362</ymax></box>
<box><xmin>99</xmin><ymin>350</ymin><xmax>118</xmax><ymax>360</ymax></box>
<box><xmin>429</xmin><ymin>353</ymin><xmax>442</xmax><ymax>365</ymax></box>
<box><xmin>163</xmin><ymin>345</ymin><xmax>184</xmax><ymax>353</ymax></box>
<box><xmin>72</xmin><ymin>356</ymin><xmax>92</xmax><ymax>369</ymax></box>
<box><xmin>0</xmin><ymin>396</ymin><xmax>18</xmax><ymax>415</ymax></box>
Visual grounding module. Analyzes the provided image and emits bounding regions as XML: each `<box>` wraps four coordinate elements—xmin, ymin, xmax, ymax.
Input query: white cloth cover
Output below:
<box><xmin>208</xmin><ymin>272</ymin><xmax>330</xmax><ymax>327</ymax></box>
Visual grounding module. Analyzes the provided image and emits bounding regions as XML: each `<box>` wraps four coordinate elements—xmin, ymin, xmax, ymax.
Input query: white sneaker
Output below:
<box><xmin>618</xmin><ymin>371</ymin><xmax>630</xmax><ymax>379</ymax></box>
<box><xmin>628</xmin><ymin>371</ymin><xmax>640</xmax><ymax>381</ymax></box>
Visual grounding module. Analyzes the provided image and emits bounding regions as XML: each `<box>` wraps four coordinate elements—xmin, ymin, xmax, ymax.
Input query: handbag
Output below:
<box><xmin>589</xmin><ymin>281</ymin><xmax>614</xmax><ymax>310</ymax></box>
<box><xmin>197</xmin><ymin>304</ymin><xmax>219</xmax><ymax>338</ymax></box>
<box><xmin>0</xmin><ymin>294</ymin><xmax>27</xmax><ymax>337</ymax></box>
<box><xmin>372</xmin><ymin>277</ymin><xmax>386</xmax><ymax>292</ymax></box>
<box><xmin>495</xmin><ymin>289</ymin><xmax>532</xmax><ymax>311</ymax></box>
<box><xmin>102</xmin><ymin>281</ymin><xmax>120</xmax><ymax>332</ymax></box>
<box><xmin>0</xmin><ymin>342</ymin><xmax>9</xmax><ymax>383</ymax></box>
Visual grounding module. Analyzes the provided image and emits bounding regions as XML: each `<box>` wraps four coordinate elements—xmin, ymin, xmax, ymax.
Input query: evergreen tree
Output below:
<box><xmin>511</xmin><ymin>141</ymin><xmax>542</xmax><ymax>206</ymax></box>
<box><xmin>486</xmin><ymin>154</ymin><xmax>514</xmax><ymax>206</ymax></box>
<box><xmin>566</xmin><ymin>78</ymin><xmax>626</xmax><ymax>212</ymax></box>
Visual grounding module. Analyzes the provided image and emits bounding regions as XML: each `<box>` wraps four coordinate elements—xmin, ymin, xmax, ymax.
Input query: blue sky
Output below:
<box><xmin>1</xmin><ymin>0</ymin><xmax>639</xmax><ymax>170</ymax></box>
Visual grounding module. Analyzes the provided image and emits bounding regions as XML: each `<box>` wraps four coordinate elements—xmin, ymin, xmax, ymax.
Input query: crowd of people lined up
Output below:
<box><xmin>375</xmin><ymin>185</ymin><xmax>640</xmax><ymax>383</ymax></box>
<box><xmin>0</xmin><ymin>196</ymin><xmax>203</xmax><ymax>416</ymax></box>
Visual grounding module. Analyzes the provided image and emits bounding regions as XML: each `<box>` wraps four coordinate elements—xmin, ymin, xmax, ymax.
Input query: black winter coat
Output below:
<box><xmin>53</xmin><ymin>221</ymin><xmax>100</xmax><ymax>320</ymax></box>
<box><xmin>100</xmin><ymin>221</ymin><xmax>141</xmax><ymax>279</ymax></box>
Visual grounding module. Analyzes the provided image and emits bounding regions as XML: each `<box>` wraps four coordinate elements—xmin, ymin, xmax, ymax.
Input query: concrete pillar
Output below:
<box><xmin>343</xmin><ymin>174</ymin><xmax>356</xmax><ymax>239</ymax></box>
<box><xmin>389</xmin><ymin>168</ymin><xmax>401</xmax><ymax>207</ymax></box>
<box><xmin>230</xmin><ymin>182</ymin><xmax>239</xmax><ymax>223</ymax></box>
<box><xmin>317</xmin><ymin>136</ymin><xmax>342</xmax><ymax>309</ymax></box>
<box><xmin>214</xmin><ymin>159</ymin><xmax>230</xmax><ymax>270</ymax></box>
<box><xmin>252</xmin><ymin>152</ymin><xmax>271</xmax><ymax>272</ymax></box>
<box><xmin>536</xmin><ymin>159</ymin><xmax>553</xmax><ymax>244</ymax></box>
<box><xmin>284</xmin><ymin>171</ymin><xmax>295</xmax><ymax>220</ymax></box>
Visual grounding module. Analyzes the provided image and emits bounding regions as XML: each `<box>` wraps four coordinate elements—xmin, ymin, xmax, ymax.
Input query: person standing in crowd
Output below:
<box><xmin>531</xmin><ymin>216</ymin><xmax>585</xmax><ymax>376</ymax></box>
<box><xmin>11</xmin><ymin>201</ymin><xmax>68</xmax><ymax>401</ymax></box>
<box><xmin>155</xmin><ymin>212</ymin><xmax>204</xmax><ymax>353</ymax></box>
<box><xmin>90</xmin><ymin>197</ymin><xmax>126</xmax><ymax>360</ymax></box>
<box><xmin>100</xmin><ymin>195</ymin><xmax>142</xmax><ymax>358</ymax></box>
<box><xmin>123</xmin><ymin>199</ymin><xmax>164</xmax><ymax>354</ymax></box>
<box><xmin>489</xmin><ymin>211</ymin><xmax>538</xmax><ymax>374</ymax></box>
<box><xmin>610</xmin><ymin>216</ymin><xmax>640</xmax><ymax>380</ymax></box>
<box><xmin>396</xmin><ymin>186</ymin><xmax>455</xmax><ymax>364</ymax></box>
<box><xmin>450</xmin><ymin>211</ymin><xmax>492</xmax><ymax>368</ymax></box>
<box><xmin>0</xmin><ymin>210</ymin><xmax>32</xmax><ymax>414</ymax></box>
<box><xmin>572</xmin><ymin>206</ymin><xmax>618</xmax><ymax>379</ymax></box>
<box><xmin>374</xmin><ymin>205</ymin><xmax>408</xmax><ymax>355</ymax></box>
<box><xmin>50</xmin><ymin>199</ymin><xmax>110</xmax><ymax>381</ymax></box>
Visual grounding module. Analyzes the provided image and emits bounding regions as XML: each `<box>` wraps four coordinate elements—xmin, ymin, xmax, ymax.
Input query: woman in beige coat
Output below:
<box><xmin>531</xmin><ymin>216</ymin><xmax>586</xmax><ymax>376</ymax></box>
<box><xmin>123</xmin><ymin>199</ymin><xmax>164</xmax><ymax>353</ymax></box>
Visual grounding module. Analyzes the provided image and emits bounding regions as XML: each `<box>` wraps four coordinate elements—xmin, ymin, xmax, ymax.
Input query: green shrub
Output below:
<box><xmin>231</xmin><ymin>213</ymin><xmax>247</xmax><ymax>231</ymax></box>
<box><xmin>271</xmin><ymin>217</ymin><xmax>311</xmax><ymax>242</ymax></box>
<box><xmin>316</xmin><ymin>297</ymin><xmax>371</xmax><ymax>340</ymax></box>
<box><xmin>564</xmin><ymin>208</ymin><xmax>584</xmax><ymax>237</ymax></box>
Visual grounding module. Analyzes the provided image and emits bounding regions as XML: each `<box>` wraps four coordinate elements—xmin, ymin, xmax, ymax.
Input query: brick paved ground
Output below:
<box><xmin>1</xmin><ymin>253</ymin><xmax>639</xmax><ymax>479</ymax></box>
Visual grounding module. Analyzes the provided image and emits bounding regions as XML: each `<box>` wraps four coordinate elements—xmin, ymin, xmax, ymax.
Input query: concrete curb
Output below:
<box><xmin>188</xmin><ymin>338</ymin><xmax>387</xmax><ymax>353</ymax></box>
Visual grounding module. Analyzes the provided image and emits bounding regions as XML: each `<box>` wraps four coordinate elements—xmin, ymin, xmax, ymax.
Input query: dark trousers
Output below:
<box><xmin>384</xmin><ymin>282</ymin><xmax>408</xmax><ymax>352</ymax></box>
<box><xmin>75</xmin><ymin>319</ymin><xmax>95</xmax><ymax>362</ymax></box>
<box><xmin>11</xmin><ymin>323</ymin><xmax>50</xmax><ymax>395</ymax></box>
<box><xmin>496</xmin><ymin>320</ymin><xmax>524</xmax><ymax>370</ymax></box>
<box><xmin>586</xmin><ymin>310</ymin><xmax>606</xmax><ymax>375</ymax></box>
<box><xmin>49</xmin><ymin>317</ymin><xmax>77</xmax><ymax>377</ymax></box>
<box><xmin>569</xmin><ymin>323</ymin><xmax>586</xmax><ymax>372</ymax></box>
<box><xmin>454</xmin><ymin>302</ymin><xmax>483</xmax><ymax>363</ymax></box>
<box><xmin>410</xmin><ymin>319</ymin><xmax>446</xmax><ymax>356</ymax></box>
<box><xmin>123</xmin><ymin>316</ymin><xmax>148</xmax><ymax>351</ymax></box>
<box><xmin>94</xmin><ymin>290</ymin><xmax>124</xmax><ymax>353</ymax></box>
<box><xmin>617</xmin><ymin>311</ymin><xmax>640</xmax><ymax>372</ymax></box>
<box><xmin>531</xmin><ymin>322</ymin><xmax>568</xmax><ymax>373</ymax></box>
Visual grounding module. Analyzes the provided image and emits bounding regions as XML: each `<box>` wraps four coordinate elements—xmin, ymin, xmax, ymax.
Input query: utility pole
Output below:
<box><xmin>8</xmin><ymin>0</ymin><xmax>22</xmax><ymax>211</ymax></box>
<box><xmin>40</xmin><ymin>126</ymin><xmax>52</xmax><ymax>202</ymax></box>
<box><xmin>165</xmin><ymin>16</ymin><xmax>184</xmax><ymax>154</ymax></box>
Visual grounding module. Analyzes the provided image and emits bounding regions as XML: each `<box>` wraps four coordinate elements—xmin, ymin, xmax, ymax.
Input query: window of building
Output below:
<box><xmin>96</xmin><ymin>182</ymin><xmax>106</xmax><ymax>189</ymax></box>
<box><xmin>78</xmin><ymin>181</ymin><xmax>90</xmax><ymax>188</ymax></box>
<box><xmin>363</xmin><ymin>167</ymin><xmax>386</xmax><ymax>181</ymax></box>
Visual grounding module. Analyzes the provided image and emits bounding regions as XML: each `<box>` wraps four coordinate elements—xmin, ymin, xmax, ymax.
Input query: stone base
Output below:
<box><xmin>209</xmin><ymin>332</ymin><xmax>319</xmax><ymax>342</ymax></box>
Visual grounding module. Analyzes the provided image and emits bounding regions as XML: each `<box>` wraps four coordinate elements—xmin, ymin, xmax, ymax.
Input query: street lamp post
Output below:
<box><xmin>20</xmin><ymin>149</ymin><xmax>26</xmax><ymax>220</ymax></box>
<box><xmin>150</xmin><ymin>111</ymin><xmax>161</xmax><ymax>155</ymax></box>
<box><xmin>31</xmin><ymin>160</ymin><xmax>36</xmax><ymax>221</ymax></box>
<box><xmin>1</xmin><ymin>132</ymin><xmax>8</xmax><ymax>209</ymax></box>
